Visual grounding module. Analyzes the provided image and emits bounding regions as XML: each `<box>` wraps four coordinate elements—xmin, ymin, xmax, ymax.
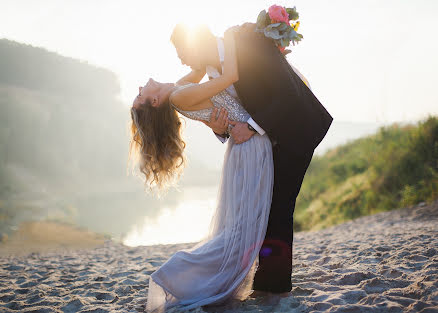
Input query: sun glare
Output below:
<box><xmin>122</xmin><ymin>187</ymin><xmax>217</xmax><ymax>246</ymax></box>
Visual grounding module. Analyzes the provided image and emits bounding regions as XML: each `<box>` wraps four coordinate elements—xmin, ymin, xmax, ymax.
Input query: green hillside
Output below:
<box><xmin>295</xmin><ymin>116</ymin><xmax>438</xmax><ymax>231</ymax></box>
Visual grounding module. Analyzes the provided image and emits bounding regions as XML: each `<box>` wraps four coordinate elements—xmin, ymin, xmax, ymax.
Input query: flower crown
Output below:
<box><xmin>255</xmin><ymin>5</ymin><xmax>303</xmax><ymax>56</ymax></box>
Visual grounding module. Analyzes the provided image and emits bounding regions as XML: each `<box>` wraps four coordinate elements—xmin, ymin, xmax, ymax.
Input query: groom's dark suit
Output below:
<box><xmin>232</xmin><ymin>29</ymin><xmax>333</xmax><ymax>292</ymax></box>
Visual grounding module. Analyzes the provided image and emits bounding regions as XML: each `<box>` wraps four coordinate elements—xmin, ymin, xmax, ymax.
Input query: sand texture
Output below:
<box><xmin>1</xmin><ymin>201</ymin><xmax>437</xmax><ymax>312</ymax></box>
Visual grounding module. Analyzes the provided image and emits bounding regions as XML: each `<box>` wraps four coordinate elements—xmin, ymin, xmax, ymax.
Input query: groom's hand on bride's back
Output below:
<box><xmin>201</xmin><ymin>107</ymin><xmax>229</xmax><ymax>136</ymax></box>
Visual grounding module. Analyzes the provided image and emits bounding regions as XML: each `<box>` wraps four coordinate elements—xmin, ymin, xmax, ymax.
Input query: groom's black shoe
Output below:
<box><xmin>252</xmin><ymin>238</ymin><xmax>293</xmax><ymax>293</ymax></box>
<box><xmin>250</xmin><ymin>290</ymin><xmax>290</xmax><ymax>298</ymax></box>
<box><xmin>250</xmin><ymin>290</ymin><xmax>290</xmax><ymax>307</ymax></box>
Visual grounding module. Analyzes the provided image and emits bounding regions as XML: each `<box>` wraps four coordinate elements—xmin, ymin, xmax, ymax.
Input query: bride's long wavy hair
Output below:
<box><xmin>127</xmin><ymin>98</ymin><xmax>186</xmax><ymax>193</ymax></box>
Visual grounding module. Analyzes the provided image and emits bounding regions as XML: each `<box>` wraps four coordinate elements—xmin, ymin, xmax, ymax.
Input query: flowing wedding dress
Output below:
<box><xmin>146</xmin><ymin>83</ymin><xmax>274</xmax><ymax>312</ymax></box>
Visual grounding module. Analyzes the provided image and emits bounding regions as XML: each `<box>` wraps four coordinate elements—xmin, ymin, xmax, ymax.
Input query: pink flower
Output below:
<box><xmin>268</xmin><ymin>5</ymin><xmax>289</xmax><ymax>24</ymax></box>
<box><xmin>278</xmin><ymin>46</ymin><xmax>286</xmax><ymax>53</ymax></box>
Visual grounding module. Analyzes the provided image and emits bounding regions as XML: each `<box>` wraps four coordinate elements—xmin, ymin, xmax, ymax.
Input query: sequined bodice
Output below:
<box><xmin>169</xmin><ymin>83</ymin><xmax>250</xmax><ymax>134</ymax></box>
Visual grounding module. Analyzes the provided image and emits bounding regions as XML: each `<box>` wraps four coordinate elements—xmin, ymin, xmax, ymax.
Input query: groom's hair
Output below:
<box><xmin>170</xmin><ymin>23</ymin><xmax>187</xmax><ymax>48</ymax></box>
<box><xmin>170</xmin><ymin>23</ymin><xmax>215</xmax><ymax>49</ymax></box>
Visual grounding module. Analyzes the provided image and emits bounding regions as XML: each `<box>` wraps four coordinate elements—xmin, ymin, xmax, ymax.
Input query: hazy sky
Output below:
<box><xmin>2</xmin><ymin>0</ymin><xmax>438</xmax><ymax>124</ymax></box>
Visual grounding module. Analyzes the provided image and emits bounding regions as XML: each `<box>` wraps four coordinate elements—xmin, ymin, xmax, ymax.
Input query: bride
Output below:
<box><xmin>128</xmin><ymin>28</ymin><xmax>274</xmax><ymax>312</ymax></box>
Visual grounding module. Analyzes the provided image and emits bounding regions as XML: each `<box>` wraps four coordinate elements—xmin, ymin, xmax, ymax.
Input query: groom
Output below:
<box><xmin>171</xmin><ymin>24</ymin><xmax>333</xmax><ymax>294</ymax></box>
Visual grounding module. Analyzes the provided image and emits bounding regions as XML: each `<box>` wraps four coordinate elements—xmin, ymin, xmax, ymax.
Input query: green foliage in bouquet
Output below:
<box><xmin>286</xmin><ymin>7</ymin><xmax>299</xmax><ymax>21</ymax></box>
<box><xmin>255</xmin><ymin>6</ymin><xmax>303</xmax><ymax>56</ymax></box>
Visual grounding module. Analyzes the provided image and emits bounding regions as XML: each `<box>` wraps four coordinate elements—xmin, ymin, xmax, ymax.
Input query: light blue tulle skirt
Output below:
<box><xmin>146</xmin><ymin>133</ymin><xmax>274</xmax><ymax>312</ymax></box>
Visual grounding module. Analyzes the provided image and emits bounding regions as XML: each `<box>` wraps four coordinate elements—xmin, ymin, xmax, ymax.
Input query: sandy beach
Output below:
<box><xmin>0</xmin><ymin>201</ymin><xmax>437</xmax><ymax>312</ymax></box>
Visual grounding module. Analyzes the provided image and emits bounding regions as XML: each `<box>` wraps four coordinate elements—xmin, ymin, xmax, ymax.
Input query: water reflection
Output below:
<box><xmin>122</xmin><ymin>187</ymin><xmax>218</xmax><ymax>246</ymax></box>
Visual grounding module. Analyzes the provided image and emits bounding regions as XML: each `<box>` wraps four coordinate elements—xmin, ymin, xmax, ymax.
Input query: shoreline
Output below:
<box><xmin>0</xmin><ymin>220</ymin><xmax>108</xmax><ymax>257</ymax></box>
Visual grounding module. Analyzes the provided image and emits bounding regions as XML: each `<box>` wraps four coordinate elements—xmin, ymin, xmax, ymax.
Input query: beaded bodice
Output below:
<box><xmin>169</xmin><ymin>83</ymin><xmax>250</xmax><ymax>134</ymax></box>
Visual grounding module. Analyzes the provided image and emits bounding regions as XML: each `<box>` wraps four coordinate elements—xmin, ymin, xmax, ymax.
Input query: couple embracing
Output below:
<box><xmin>129</xmin><ymin>6</ymin><xmax>333</xmax><ymax>312</ymax></box>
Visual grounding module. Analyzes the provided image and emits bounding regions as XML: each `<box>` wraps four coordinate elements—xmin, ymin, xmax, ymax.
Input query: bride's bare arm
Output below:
<box><xmin>170</xmin><ymin>29</ymin><xmax>239</xmax><ymax>110</ymax></box>
<box><xmin>176</xmin><ymin>68</ymin><xmax>206</xmax><ymax>85</ymax></box>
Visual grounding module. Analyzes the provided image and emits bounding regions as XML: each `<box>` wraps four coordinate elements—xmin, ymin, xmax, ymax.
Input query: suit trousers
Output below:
<box><xmin>252</xmin><ymin>143</ymin><xmax>314</xmax><ymax>293</ymax></box>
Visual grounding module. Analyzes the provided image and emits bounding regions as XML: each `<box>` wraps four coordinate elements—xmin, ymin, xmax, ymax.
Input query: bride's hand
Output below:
<box><xmin>229</xmin><ymin>121</ymin><xmax>255</xmax><ymax>144</ymax></box>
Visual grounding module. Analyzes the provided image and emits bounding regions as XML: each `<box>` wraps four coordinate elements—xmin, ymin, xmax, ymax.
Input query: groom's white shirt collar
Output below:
<box><xmin>217</xmin><ymin>37</ymin><xmax>225</xmax><ymax>63</ymax></box>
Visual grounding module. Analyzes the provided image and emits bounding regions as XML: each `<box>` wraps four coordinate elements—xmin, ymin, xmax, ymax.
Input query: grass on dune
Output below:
<box><xmin>295</xmin><ymin>115</ymin><xmax>438</xmax><ymax>231</ymax></box>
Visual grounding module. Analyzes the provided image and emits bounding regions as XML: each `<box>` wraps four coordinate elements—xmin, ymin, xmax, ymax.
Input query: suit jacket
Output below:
<box><xmin>233</xmin><ymin>30</ymin><xmax>333</xmax><ymax>156</ymax></box>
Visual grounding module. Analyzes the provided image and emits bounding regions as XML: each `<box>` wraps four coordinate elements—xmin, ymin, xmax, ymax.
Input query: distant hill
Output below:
<box><xmin>295</xmin><ymin>116</ymin><xmax>438</xmax><ymax>231</ymax></box>
<box><xmin>0</xmin><ymin>39</ymin><xmax>120</xmax><ymax>98</ymax></box>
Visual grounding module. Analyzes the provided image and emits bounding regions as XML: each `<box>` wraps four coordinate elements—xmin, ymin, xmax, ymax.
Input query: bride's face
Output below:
<box><xmin>132</xmin><ymin>78</ymin><xmax>164</xmax><ymax>109</ymax></box>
